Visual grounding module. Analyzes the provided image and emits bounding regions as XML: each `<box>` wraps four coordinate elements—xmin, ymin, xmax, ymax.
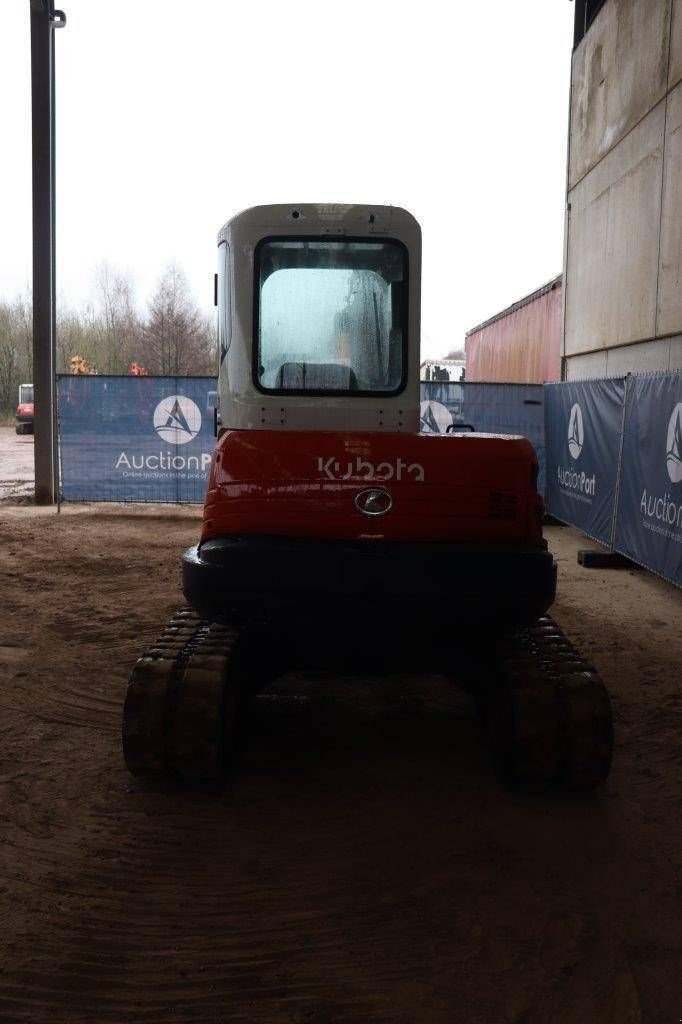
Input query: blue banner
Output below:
<box><xmin>58</xmin><ymin>376</ymin><xmax>218</xmax><ymax>502</ymax></box>
<box><xmin>544</xmin><ymin>378</ymin><xmax>625</xmax><ymax>544</ymax></box>
<box><xmin>420</xmin><ymin>381</ymin><xmax>546</xmax><ymax>493</ymax></box>
<box><xmin>614</xmin><ymin>372</ymin><xmax>682</xmax><ymax>586</ymax></box>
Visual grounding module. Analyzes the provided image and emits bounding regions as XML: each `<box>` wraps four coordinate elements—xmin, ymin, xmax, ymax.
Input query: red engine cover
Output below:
<box><xmin>17</xmin><ymin>404</ymin><xmax>34</xmax><ymax>417</ymax></box>
<box><xmin>201</xmin><ymin>430</ymin><xmax>545</xmax><ymax>547</ymax></box>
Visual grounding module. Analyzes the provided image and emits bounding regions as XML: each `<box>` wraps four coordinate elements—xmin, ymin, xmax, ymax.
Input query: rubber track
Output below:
<box><xmin>123</xmin><ymin>610</ymin><xmax>613</xmax><ymax>789</ymax></box>
<box><xmin>496</xmin><ymin>615</ymin><xmax>613</xmax><ymax>788</ymax></box>
<box><xmin>122</xmin><ymin>608</ymin><xmax>241</xmax><ymax>781</ymax></box>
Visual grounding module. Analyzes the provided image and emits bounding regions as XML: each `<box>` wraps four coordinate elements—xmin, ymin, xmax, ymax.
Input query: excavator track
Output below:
<box><xmin>123</xmin><ymin>610</ymin><xmax>613</xmax><ymax>790</ymax></box>
<box><xmin>487</xmin><ymin>615</ymin><xmax>613</xmax><ymax>789</ymax></box>
<box><xmin>122</xmin><ymin>608</ymin><xmax>244</xmax><ymax>782</ymax></box>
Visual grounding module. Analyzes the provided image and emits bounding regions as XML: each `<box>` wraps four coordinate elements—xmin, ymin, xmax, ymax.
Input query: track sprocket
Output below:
<box><xmin>123</xmin><ymin>609</ymin><xmax>244</xmax><ymax>782</ymax></box>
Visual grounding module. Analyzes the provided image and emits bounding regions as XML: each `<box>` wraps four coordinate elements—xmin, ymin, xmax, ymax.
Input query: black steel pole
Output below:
<box><xmin>29</xmin><ymin>0</ymin><xmax>65</xmax><ymax>504</ymax></box>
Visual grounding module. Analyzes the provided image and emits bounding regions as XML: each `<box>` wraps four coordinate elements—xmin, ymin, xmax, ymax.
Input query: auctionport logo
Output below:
<box><xmin>567</xmin><ymin>403</ymin><xmax>584</xmax><ymax>460</ymax></box>
<box><xmin>114</xmin><ymin>393</ymin><xmax>210</xmax><ymax>478</ymax></box>
<box><xmin>666</xmin><ymin>402</ymin><xmax>682</xmax><ymax>484</ymax></box>
<box><xmin>635</xmin><ymin>400</ymin><xmax>682</xmax><ymax>542</ymax></box>
<box><xmin>153</xmin><ymin>395</ymin><xmax>202</xmax><ymax>445</ymax></box>
<box><xmin>419</xmin><ymin>400</ymin><xmax>453</xmax><ymax>434</ymax></box>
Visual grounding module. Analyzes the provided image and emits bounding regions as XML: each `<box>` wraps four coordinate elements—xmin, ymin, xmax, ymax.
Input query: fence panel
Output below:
<box><xmin>57</xmin><ymin>372</ymin><xmax>681</xmax><ymax>585</ymax></box>
<box><xmin>613</xmin><ymin>371</ymin><xmax>682</xmax><ymax>586</ymax></box>
<box><xmin>420</xmin><ymin>381</ymin><xmax>546</xmax><ymax>492</ymax></box>
<box><xmin>58</xmin><ymin>375</ymin><xmax>218</xmax><ymax>502</ymax></box>
<box><xmin>544</xmin><ymin>378</ymin><xmax>625</xmax><ymax>545</ymax></box>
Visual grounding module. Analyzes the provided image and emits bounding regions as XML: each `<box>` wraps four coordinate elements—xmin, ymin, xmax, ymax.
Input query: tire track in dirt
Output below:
<box><xmin>0</xmin><ymin>511</ymin><xmax>681</xmax><ymax>1023</ymax></box>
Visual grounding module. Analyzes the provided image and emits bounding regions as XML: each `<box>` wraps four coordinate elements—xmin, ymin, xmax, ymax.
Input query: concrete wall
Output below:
<box><xmin>564</xmin><ymin>0</ymin><xmax>682</xmax><ymax>377</ymax></box>
<box><xmin>565</xmin><ymin>334</ymin><xmax>682</xmax><ymax>379</ymax></box>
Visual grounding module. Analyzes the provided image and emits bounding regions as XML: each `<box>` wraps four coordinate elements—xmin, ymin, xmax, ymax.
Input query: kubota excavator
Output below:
<box><xmin>122</xmin><ymin>204</ymin><xmax>612</xmax><ymax>788</ymax></box>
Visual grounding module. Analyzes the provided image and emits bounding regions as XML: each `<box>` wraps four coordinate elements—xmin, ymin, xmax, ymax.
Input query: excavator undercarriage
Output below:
<box><xmin>123</xmin><ymin>608</ymin><xmax>612</xmax><ymax>789</ymax></box>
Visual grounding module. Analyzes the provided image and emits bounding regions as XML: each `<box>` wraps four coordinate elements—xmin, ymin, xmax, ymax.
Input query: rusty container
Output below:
<box><xmin>465</xmin><ymin>276</ymin><xmax>562</xmax><ymax>383</ymax></box>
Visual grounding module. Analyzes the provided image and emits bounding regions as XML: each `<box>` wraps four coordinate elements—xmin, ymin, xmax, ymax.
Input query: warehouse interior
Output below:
<box><xmin>0</xmin><ymin>2</ymin><xmax>680</xmax><ymax>1023</ymax></box>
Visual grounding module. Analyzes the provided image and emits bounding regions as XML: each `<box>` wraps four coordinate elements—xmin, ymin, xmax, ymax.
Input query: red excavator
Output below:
<box><xmin>123</xmin><ymin>204</ymin><xmax>612</xmax><ymax>788</ymax></box>
<box><xmin>15</xmin><ymin>384</ymin><xmax>34</xmax><ymax>435</ymax></box>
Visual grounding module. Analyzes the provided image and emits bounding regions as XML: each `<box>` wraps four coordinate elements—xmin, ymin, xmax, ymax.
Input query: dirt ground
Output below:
<box><xmin>0</xmin><ymin>503</ymin><xmax>680</xmax><ymax>1024</ymax></box>
<box><xmin>0</xmin><ymin>427</ymin><xmax>34</xmax><ymax>500</ymax></box>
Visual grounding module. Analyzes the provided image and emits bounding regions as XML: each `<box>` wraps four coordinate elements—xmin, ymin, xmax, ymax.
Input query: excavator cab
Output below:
<box><xmin>183</xmin><ymin>204</ymin><xmax>555</xmax><ymax>630</ymax></box>
<box><xmin>124</xmin><ymin>205</ymin><xmax>613</xmax><ymax>790</ymax></box>
<box><xmin>213</xmin><ymin>204</ymin><xmax>420</xmax><ymax>433</ymax></box>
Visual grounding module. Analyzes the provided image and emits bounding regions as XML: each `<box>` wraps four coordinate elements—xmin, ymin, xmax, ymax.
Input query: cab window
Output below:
<box><xmin>255</xmin><ymin>238</ymin><xmax>407</xmax><ymax>395</ymax></box>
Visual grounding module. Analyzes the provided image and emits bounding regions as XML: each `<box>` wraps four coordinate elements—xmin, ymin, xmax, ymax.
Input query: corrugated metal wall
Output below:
<box><xmin>465</xmin><ymin>279</ymin><xmax>562</xmax><ymax>384</ymax></box>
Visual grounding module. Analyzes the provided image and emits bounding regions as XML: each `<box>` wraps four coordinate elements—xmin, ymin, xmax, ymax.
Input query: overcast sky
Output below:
<box><xmin>1</xmin><ymin>1</ymin><xmax>574</xmax><ymax>360</ymax></box>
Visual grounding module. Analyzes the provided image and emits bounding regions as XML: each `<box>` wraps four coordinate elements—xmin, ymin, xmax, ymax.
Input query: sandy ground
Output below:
<box><xmin>0</xmin><ymin>427</ymin><xmax>34</xmax><ymax>499</ymax></box>
<box><xmin>0</xmin><ymin>504</ymin><xmax>680</xmax><ymax>1024</ymax></box>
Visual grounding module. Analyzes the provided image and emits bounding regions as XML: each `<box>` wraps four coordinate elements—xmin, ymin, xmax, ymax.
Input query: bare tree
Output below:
<box><xmin>0</xmin><ymin>295</ymin><xmax>34</xmax><ymax>417</ymax></box>
<box><xmin>91</xmin><ymin>263</ymin><xmax>141</xmax><ymax>373</ymax></box>
<box><xmin>0</xmin><ymin>260</ymin><xmax>213</xmax><ymax>415</ymax></box>
<box><xmin>14</xmin><ymin>291</ymin><xmax>33</xmax><ymax>381</ymax></box>
<box><xmin>0</xmin><ymin>304</ymin><xmax>18</xmax><ymax>414</ymax></box>
<box><xmin>144</xmin><ymin>264</ymin><xmax>215</xmax><ymax>375</ymax></box>
<box><xmin>58</xmin><ymin>300</ymin><xmax>96</xmax><ymax>374</ymax></box>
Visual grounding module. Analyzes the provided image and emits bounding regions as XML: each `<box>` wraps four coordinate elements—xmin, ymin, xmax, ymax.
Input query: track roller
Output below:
<box><xmin>487</xmin><ymin>616</ymin><xmax>613</xmax><ymax>790</ymax></box>
<box><xmin>122</xmin><ymin>609</ymin><xmax>246</xmax><ymax>782</ymax></box>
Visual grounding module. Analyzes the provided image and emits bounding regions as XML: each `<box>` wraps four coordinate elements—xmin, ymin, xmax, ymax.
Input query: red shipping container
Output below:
<box><xmin>465</xmin><ymin>276</ymin><xmax>562</xmax><ymax>384</ymax></box>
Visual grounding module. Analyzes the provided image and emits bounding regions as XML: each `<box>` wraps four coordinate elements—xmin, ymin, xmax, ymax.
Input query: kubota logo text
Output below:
<box><xmin>317</xmin><ymin>456</ymin><xmax>425</xmax><ymax>482</ymax></box>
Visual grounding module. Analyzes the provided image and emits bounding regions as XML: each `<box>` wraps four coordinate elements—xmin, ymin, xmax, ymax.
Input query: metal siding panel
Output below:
<box><xmin>565</xmin><ymin>351</ymin><xmax>608</xmax><ymax>379</ymax></box>
<box><xmin>464</xmin><ymin>285</ymin><xmax>562</xmax><ymax>384</ymax></box>
<box><xmin>565</xmin><ymin>103</ymin><xmax>664</xmax><ymax>355</ymax></box>
<box><xmin>657</xmin><ymin>82</ymin><xmax>682</xmax><ymax>336</ymax></box>
<box><xmin>606</xmin><ymin>337</ymin><xmax>674</xmax><ymax>374</ymax></box>
<box><xmin>670</xmin><ymin>0</ymin><xmax>682</xmax><ymax>88</ymax></box>
<box><xmin>569</xmin><ymin>0</ymin><xmax>671</xmax><ymax>189</ymax></box>
<box><xmin>566</xmin><ymin>337</ymin><xmax>682</xmax><ymax>377</ymax></box>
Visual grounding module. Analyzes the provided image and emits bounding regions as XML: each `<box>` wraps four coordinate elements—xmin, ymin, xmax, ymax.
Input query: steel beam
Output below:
<box><xmin>29</xmin><ymin>0</ymin><xmax>65</xmax><ymax>504</ymax></box>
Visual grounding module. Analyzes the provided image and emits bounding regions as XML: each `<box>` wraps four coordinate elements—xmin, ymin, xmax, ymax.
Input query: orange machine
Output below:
<box><xmin>123</xmin><ymin>205</ymin><xmax>612</xmax><ymax>790</ymax></box>
<box><xmin>185</xmin><ymin>430</ymin><xmax>551</xmax><ymax>629</ymax></box>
